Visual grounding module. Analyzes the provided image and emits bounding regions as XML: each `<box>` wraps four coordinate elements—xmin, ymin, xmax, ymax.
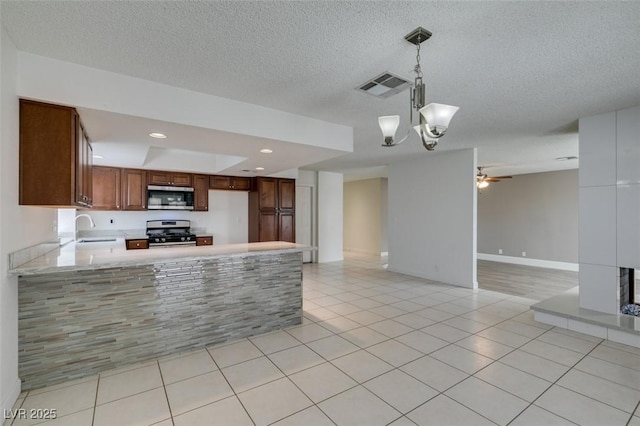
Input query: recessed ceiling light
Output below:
<box><xmin>92</xmin><ymin>154</ymin><xmax>103</xmax><ymax>159</ymax></box>
<box><xmin>260</xmin><ymin>148</ymin><xmax>273</xmax><ymax>154</ymax></box>
<box><xmin>255</xmin><ymin>167</ymin><xmax>265</xmax><ymax>171</ymax></box>
<box><xmin>555</xmin><ymin>156</ymin><xmax>578</xmax><ymax>161</ymax></box>
<box><xmin>149</xmin><ymin>132</ymin><xmax>167</xmax><ymax>139</ymax></box>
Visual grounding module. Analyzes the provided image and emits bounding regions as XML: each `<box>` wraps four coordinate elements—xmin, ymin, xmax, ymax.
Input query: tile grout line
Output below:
<box><xmin>205</xmin><ymin>340</ymin><xmax>257</xmax><ymax>426</ymax></box>
<box><xmin>156</xmin><ymin>359</ymin><xmax>175</xmax><ymax>426</ymax></box>
<box><xmin>505</xmin><ymin>332</ymin><xmax>608</xmax><ymax>425</ymax></box>
<box><xmin>91</xmin><ymin>375</ymin><xmax>100</xmax><ymax>426</ymax></box>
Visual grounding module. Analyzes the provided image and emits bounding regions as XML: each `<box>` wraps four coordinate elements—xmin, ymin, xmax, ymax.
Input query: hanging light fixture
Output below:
<box><xmin>378</xmin><ymin>27</ymin><xmax>459</xmax><ymax>151</ymax></box>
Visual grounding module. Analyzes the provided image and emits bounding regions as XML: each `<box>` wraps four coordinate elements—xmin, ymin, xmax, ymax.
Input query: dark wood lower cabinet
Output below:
<box><xmin>252</xmin><ymin>210</ymin><xmax>295</xmax><ymax>243</ymax></box>
<box><xmin>196</xmin><ymin>236</ymin><xmax>213</xmax><ymax>246</ymax></box>
<box><xmin>278</xmin><ymin>211</ymin><xmax>295</xmax><ymax>243</ymax></box>
<box><xmin>125</xmin><ymin>239</ymin><xmax>149</xmax><ymax>250</ymax></box>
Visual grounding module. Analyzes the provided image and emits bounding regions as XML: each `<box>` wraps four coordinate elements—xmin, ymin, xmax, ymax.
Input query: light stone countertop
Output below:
<box><xmin>10</xmin><ymin>239</ymin><xmax>313</xmax><ymax>276</ymax></box>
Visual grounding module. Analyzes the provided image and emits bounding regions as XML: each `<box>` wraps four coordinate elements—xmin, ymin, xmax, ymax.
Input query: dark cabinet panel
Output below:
<box><xmin>258</xmin><ymin>211</ymin><xmax>278</xmax><ymax>242</ymax></box>
<box><xmin>193</xmin><ymin>174</ymin><xmax>209</xmax><ymax>211</ymax></box>
<box><xmin>121</xmin><ymin>168</ymin><xmax>147</xmax><ymax>210</ymax></box>
<box><xmin>196</xmin><ymin>236</ymin><xmax>213</xmax><ymax>246</ymax></box>
<box><xmin>92</xmin><ymin>166</ymin><xmax>121</xmax><ymax>210</ymax></box>
<box><xmin>249</xmin><ymin>177</ymin><xmax>296</xmax><ymax>243</ymax></box>
<box><xmin>19</xmin><ymin>99</ymin><xmax>92</xmax><ymax>207</ymax></box>
<box><xmin>148</xmin><ymin>170</ymin><xmax>192</xmax><ymax>187</ymax></box>
<box><xmin>278</xmin><ymin>211</ymin><xmax>296</xmax><ymax>243</ymax></box>
<box><xmin>232</xmin><ymin>177</ymin><xmax>251</xmax><ymax>191</ymax></box>
<box><xmin>211</xmin><ymin>175</ymin><xmax>252</xmax><ymax>191</ymax></box>
<box><xmin>278</xmin><ymin>179</ymin><xmax>296</xmax><ymax>210</ymax></box>
<box><xmin>125</xmin><ymin>239</ymin><xmax>149</xmax><ymax>250</ymax></box>
<box><xmin>257</xmin><ymin>177</ymin><xmax>278</xmax><ymax>210</ymax></box>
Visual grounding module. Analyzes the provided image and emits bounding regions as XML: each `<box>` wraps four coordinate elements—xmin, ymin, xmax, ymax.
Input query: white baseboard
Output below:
<box><xmin>344</xmin><ymin>248</ymin><xmax>386</xmax><ymax>257</ymax></box>
<box><xmin>1</xmin><ymin>378</ymin><xmax>22</xmax><ymax>423</ymax></box>
<box><xmin>478</xmin><ymin>253</ymin><xmax>579</xmax><ymax>272</ymax></box>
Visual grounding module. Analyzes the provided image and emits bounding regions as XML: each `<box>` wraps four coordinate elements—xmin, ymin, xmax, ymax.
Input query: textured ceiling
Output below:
<box><xmin>3</xmin><ymin>1</ymin><xmax>640</xmax><ymax>178</ymax></box>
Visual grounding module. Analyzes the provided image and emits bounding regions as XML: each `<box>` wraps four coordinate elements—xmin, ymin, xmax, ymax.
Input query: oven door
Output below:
<box><xmin>147</xmin><ymin>185</ymin><xmax>195</xmax><ymax>210</ymax></box>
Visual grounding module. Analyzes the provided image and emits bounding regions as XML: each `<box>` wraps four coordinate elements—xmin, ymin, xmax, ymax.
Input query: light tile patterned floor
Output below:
<box><xmin>8</xmin><ymin>256</ymin><xmax>640</xmax><ymax>426</ymax></box>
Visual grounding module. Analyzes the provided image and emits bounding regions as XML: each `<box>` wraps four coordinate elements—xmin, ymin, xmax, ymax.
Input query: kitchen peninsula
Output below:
<box><xmin>11</xmin><ymin>240</ymin><xmax>309</xmax><ymax>390</ymax></box>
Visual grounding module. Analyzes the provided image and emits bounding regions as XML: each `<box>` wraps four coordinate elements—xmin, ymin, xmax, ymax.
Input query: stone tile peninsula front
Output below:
<box><xmin>12</xmin><ymin>242</ymin><xmax>305</xmax><ymax>390</ymax></box>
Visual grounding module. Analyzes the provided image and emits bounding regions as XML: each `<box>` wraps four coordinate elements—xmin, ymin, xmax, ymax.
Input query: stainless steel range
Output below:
<box><xmin>146</xmin><ymin>220</ymin><xmax>197</xmax><ymax>246</ymax></box>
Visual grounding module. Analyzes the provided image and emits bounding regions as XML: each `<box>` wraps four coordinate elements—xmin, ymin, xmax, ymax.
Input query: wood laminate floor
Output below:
<box><xmin>477</xmin><ymin>260</ymin><xmax>578</xmax><ymax>301</ymax></box>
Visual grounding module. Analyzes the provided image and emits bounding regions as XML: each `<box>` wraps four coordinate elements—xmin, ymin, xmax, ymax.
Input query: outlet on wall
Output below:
<box><xmin>110</xmin><ymin>219</ymin><xmax>114</xmax><ymax>224</ymax></box>
<box><xmin>522</xmin><ymin>251</ymin><xmax>527</xmax><ymax>257</ymax></box>
<box><xmin>498</xmin><ymin>249</ymin><xmax>503</xmax><ymax>254</ymax></box>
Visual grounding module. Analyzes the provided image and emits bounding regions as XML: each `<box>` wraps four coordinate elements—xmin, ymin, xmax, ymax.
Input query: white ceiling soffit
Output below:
<box><xmin>3</xmin><ymin>1</ymin><xmax>640</xmax><ymax>178</ymax></box>
<box><xmin>78</xmin><ymin>107</ymin><xmax>348</xmax><ymax>176</ymax></box>
<box><xmin>142</xmin><ymin>147</ymin><xmax>246</xmax><ymax>174</ymax></box>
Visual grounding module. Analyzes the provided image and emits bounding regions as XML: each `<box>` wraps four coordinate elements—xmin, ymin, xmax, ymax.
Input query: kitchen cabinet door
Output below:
<box><xmin>210</xmin><ymin>175</ymin><xmax>251</xmax><ymax>191</ymax></box>
<box><xmin>278</xmin><ymin>179</ymin><xmax>296</xmax><ymax>210</ymax></box>
<box><xmin>148</xmin><ymin>170</ymin><xmax>192</xmax><ymax>187</ymax></box>
<box><xmin>92</xmin><ymin>166</ymin><xmax>121</xmax><ymax>210</ymax></box>
<box><xmin>278</xmin><ymin>211</ymin><xmax>296</xmax><ymax>243</ymax></box>
<box><xmin>258</xmin><ymin>211</ymin><xmax>279</xmax><ymax>242</ymax></box>
<box><xmin>257</xmin><ymin>177</ymin><xmax>278</xmax><ymax>210</ymax></box>
<box><xmin>193</xmin><ymin>174</ymin><xmax>209</xmax><ymax>211</ymax></box>
<box><xmin>231</xmin><ymin>177</ymin><xmax>251</xmax><ymax>191</ymax></box>
<box><xmin>249</xmin><ymin>177</ymin><xmax>296</xmax><ymax>243</ymax></box>
<box><xmin>122</xmin><ymin>168</ymin><xmax>147</xmax><ymax>210</ymax></box>
<box><xmin>19</xmin><ymin>99</ymin><xmax>92</xmax><ymax>207</ymax></box>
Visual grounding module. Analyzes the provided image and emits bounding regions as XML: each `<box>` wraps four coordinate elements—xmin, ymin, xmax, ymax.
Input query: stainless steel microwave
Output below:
<box><xmin>147</xmin><ymin>185</ymin><xmax>195</xmax><ymax>210</ymax></box>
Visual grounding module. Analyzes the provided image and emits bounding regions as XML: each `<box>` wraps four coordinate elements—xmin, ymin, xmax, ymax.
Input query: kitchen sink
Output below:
<box><xmin>77</xmin><ymin>238</ymin><xmax>117</xmax><ymax>243</ymax></box>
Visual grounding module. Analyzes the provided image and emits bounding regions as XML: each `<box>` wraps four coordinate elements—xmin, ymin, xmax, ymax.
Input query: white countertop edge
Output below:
<box><xmin>10</xmin><ymin>241</ymin><xmax>315</xmax><ymax>276</ymax></box>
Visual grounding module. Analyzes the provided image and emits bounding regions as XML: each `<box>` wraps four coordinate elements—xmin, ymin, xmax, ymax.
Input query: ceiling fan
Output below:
<box><xmin>476</xmin><ymin>166</ymin><xmax>512</xmax><ymax>189</ymax></box>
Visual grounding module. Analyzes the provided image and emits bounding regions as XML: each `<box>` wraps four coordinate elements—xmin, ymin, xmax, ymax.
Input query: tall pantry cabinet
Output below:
<box><xmin>248</xmin><ymin>177</ymin><xmax>296</xmax><ymax>243</ymax></box>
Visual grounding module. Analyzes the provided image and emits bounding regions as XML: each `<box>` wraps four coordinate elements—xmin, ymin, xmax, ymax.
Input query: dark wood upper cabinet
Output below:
<box><xmin>19</xmin><ymin>99</ymin><xmax>92</xmax><ymax>207</ymax></box>
<box><xmin>257</xmin><ymin>177</ymin><xmax>278</xmax><ymax>210</ymax></box>
<box><xmin>148</xmin><ymin>170</ymin><xmax>192</xmax><ymax>187</ymax></box>
<box><xmin>121</xmin><ymin>168</ymin><xmax>147</xmax><ymax>210</ymax></box>
<box><xmin>249</xmin><ymin>177</ymin><xmax>296</xmax><ymax>243</ymax></box>
<box><xmin>92</xmin><ymin>166</ymin><xmax>121</xmax><ymax>210</ymax></box>
<box><xmin>278</xmin><ymin>179</ymin><xmax>296</xmax><ymax>210</ymax></box>
<box><xmin>193</xmin><ymin>174</ymin><xmax>209</xmax><ymax>211</ymax></box>
<box><xmin>210</xmin><ymin>175</ymin><xmax>251</xmax><ymax>191</ymax></box>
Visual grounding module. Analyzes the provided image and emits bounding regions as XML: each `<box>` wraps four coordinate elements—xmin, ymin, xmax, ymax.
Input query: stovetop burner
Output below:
<box><xmin>146</xmin><ymin>220</ymin><xmax>196</xmax><ymax>245</ymax></box>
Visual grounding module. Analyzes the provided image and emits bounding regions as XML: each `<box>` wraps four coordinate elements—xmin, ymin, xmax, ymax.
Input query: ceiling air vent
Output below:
<box><xmin>357</xmin><ymin>71</ymin><xmax>412</xmax><ymax>99</ymax></box>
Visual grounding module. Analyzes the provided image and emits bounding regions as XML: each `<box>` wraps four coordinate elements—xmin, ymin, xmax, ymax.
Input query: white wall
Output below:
<box><xmin>478</xmin><ymin>170</ymin><xmax>578</xmax><ymax>267</ymax></box>
<box><xmin>317</xmin><ymin>171</ymin><xmax>343</xmax><ymax>263</ymax></box>
<box><xmin>1</xmin><ymin>25</ymin><xmax>57</xmax><ymax>416</ymax></box>
<box><xmin>297</xmin><ymin>170</ymin><xmax>318</xmax><ymax>262</ymax></box>
<box><xmin>388</xmin><ymin>149</ymin><xmax>477</xmax><ymax>288</ymax></box>
<box><xmin>343</xmin><ymin>178</ymin><xmax>386</xmax><ymax>256</ymax></box>
<box><xmin>76</xmin><ymin>190</ymin><xmax>249</xmax><ymax>244</ymax></box>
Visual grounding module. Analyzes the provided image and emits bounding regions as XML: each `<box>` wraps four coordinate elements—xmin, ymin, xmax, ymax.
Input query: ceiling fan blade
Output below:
<box><xmin>485</xmin><ymin>178</ymin><xmax>501</xmax><ymax>182</ymax></box>
<box><xmin>492</xmin><ymin>175</ymin><xmax>512</xmax><ymax>179</ymax></box>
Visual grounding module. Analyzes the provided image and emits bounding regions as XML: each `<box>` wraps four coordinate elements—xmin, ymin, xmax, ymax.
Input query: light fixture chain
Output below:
<box><xmin>415</xmin><ymin>38</ymin><xmax>422</xmax><ymax>78</ymax></box>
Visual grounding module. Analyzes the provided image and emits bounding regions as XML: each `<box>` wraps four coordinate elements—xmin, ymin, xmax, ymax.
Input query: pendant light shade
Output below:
<box><xmin>418</xmin><ymin>103</ymin><xmax>459</xmax><ymax>138</ymax></box>
<box><xmin>379</xmin><ymin>115</ymin><xmax>400</xmax><ymax>146</ymax></box>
